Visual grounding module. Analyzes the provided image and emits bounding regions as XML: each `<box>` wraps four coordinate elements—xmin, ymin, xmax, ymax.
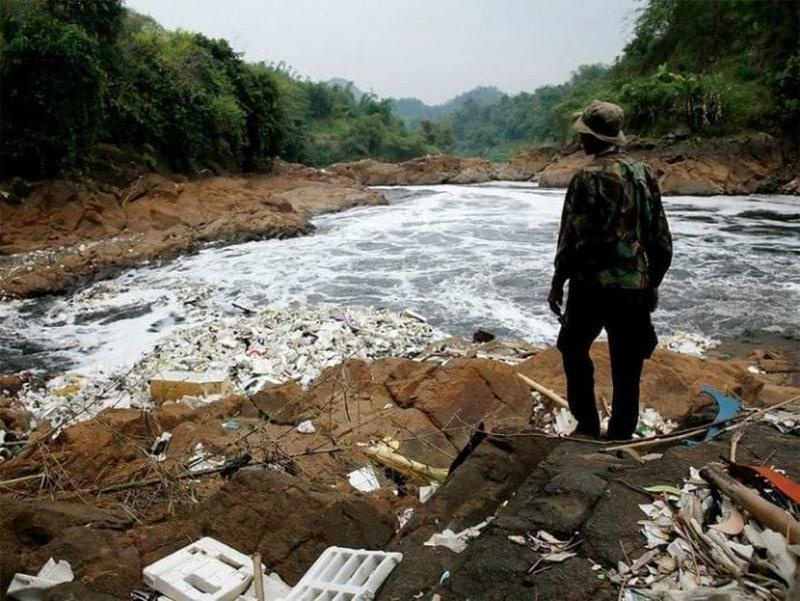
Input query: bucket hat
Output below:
<box><xmin>573</xmin><ymin>100</ymin><xmax>627</xmax><ymax>145</ymax></box>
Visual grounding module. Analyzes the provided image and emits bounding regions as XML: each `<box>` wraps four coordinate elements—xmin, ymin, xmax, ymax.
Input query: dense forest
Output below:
<box><xmin>0</xmin><ymin>0</ymin><xmax>797</xmax><ymax>177</ymax></box>
<box><xmin>390</xmin><ymin>87</ymin><xmax>505</xmax><ymax>126</ymax></box>
<box><xmin>437</xmin><ymin>0</ymin><xmax>800</xmax><ymax>159</ymax></box>
<box><xmin>0</xmin><ymin>0</ymin><xmax>452</xmax><ymax>178</ymax></box>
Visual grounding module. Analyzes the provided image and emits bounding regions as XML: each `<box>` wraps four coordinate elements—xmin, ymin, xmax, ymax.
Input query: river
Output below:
<box><xmin>1</xmin><ymin>183</ymin><xmax>798</xmax><ymax>375</ymax></box>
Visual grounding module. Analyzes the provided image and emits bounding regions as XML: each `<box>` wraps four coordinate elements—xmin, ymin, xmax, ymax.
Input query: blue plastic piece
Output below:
<box><xmin>684</xmin><ymin>386</ymin><xmax>742</xmax><ymax>446</ymax></box>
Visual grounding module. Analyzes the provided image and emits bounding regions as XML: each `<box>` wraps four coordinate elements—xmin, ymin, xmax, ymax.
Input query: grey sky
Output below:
<box><xmin>126</xmin><ymin>0</ymin><xmax>639</xmax><ymax>105</ymax></box>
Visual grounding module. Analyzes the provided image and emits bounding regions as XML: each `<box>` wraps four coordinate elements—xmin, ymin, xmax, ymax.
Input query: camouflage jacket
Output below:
<box><xmin>553</xmin><ymin>151</ymin><xmax>672</xmax><ymax>289</ymax></box>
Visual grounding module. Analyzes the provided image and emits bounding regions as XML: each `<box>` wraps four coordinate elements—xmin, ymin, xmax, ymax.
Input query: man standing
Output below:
<box><xmin>547</xmin><ymin>100</ymin><xmax>672</xmax><ymax>440</ymax></box>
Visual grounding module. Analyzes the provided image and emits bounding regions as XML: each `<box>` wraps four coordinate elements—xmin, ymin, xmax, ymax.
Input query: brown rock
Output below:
<box><xmin>0</xmin><ymin>169</ymin><xmax>384</xmax><ymax>298</ymax></box>
<box><xmin>536</xmin><ymin>133</ymin><xmax>792</xmax><ymax>195</ymax></box>
<box><xmin>517</xmin><ymin>343</ymin><xmax>756</xmax><ymax>422</ymax></box>
<box><xmin>0</xmin><ymin>374</ymin><xmax>25</xmax><ymax>394</ymax></box>
<box><xmin>194</xmin><ymin>469</ymin><xmax>396</xmax><ymax>584</ymax></box>
<box><xmin>248</xmin><ymin>380</ymin><xmax>306</xmax><ymax>424</ymax></box>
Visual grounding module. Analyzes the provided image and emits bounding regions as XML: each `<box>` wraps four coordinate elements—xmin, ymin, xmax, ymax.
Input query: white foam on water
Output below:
<box><xmin>1</xmin><ymin>184</ymin><xmax>798</xmax><ymax>375</ymax></box>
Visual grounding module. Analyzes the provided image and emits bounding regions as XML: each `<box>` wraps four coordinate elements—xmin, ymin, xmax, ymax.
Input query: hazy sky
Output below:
<box><xmin>126</xmin><ymin>0</ymin><xmax>639</xmax><ymax>105</ymax></box>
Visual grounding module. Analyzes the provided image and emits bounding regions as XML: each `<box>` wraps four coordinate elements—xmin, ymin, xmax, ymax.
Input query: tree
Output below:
<box><xmin>1</xmin><ymin>3</ymin><xmax>104</xmax><ymax>176</ymax></box>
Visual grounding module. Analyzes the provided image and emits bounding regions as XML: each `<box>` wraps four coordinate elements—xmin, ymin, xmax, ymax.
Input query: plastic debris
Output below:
<box><xmin>7</xmin><ymin>558</ymin><xmax>74</xmax><ymax>600</ymax></box>
<box><xmin>423</xmin><ymin>518</ymin><xmax>493</xmax><ymax>554</ymax></box>
<box><xmin>15</xmin><ymin>305</ymin><xmax>446</xmax><ymax>433</ymax></box>
<box><xmin>521</xmin><ymin>530</ymin><xmax>581</xmax><ymax>565</ymax></box>
<box><xmin>348</xmin><ymin>466</ymin><xmax>380</xmax><ymax>493</ymax></box>
<box><xmin>731</xmin><ymin>463</ymin><xmax>800</xmax><ymax>504</ymax></box>
<box><xmin>397</xmin><ymin>507</ymin><xmax>415</xmax><ymax>530</ymax></box>
<box><xmin>685</xmin><ymin>387</ymin><xmax>742</xmax><ymax>445</ymax></box>
<box><xmin>295</xmin><ymin>420</ymin><xmax>315</xmax><ymax>434</ymax></box>
<box><xmin>222</xmin><ymin>419</ymin><xmax>240</xmax><ymax>431</ymax></box>
<box><xmin>610</xmin><ymin>466</ymin><xmax>798</xmax><ymax>600</ymax></box>
<box><xmin>761</xmin><ymin>406</ymin><xmax>800</xmax><ymax>435</ymax></box>
<box><xmin>149</xmin><ymin>431</ymin><xmax>172</xmax><ymax>462</ymax></box>
<box><xmin>419</xmin><ymin>483</ymin><xmax>440</xmax><ymax>503</ymax></box>
<box><xmin>281</xmin><ymin>546</ymin><xmax>402</xmax><ymax>601</ymax></box>
<box><xmin>142</xmin><ymin>537</ymin><xmax>255</xmax><ymax>601</ymax></box>
<box><xmin>660</xmin><ymin>331</ymin><xmax>720</xmax><ymax>357</ymax></box>
<box><xmin>150</xmin><ymin>370</ymin><xmax>233</xmax><ymax>404</ymax></box>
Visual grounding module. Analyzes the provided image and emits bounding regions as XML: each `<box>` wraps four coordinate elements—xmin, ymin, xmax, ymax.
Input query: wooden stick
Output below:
<box><xmin>91</xmin><ymin>464</ymin><xmax>230</xmax><ymax>494</ymax></box>
<box><xmin>252</xmin><ymin>553</ymin><xmax>265</xmax><ymax>601</ymax></box>
<box><xmin>603</xmin><ymin>393</ymin><xmax>800</xmax><ymax>454</ymax></box>
<box><xmin>701</xmin><ymin>464</ymin><xmax>800</xmax><ymax>544</ymax></box>
<box><xmin>517</xmin><ymin>373</ymin><xmax>568</xmax><ymax>409</ymax></box>
<box><xmin>602</xmin><ymin>422</ymin><xmax>724</xmax><ymax>453</ymax></box>
<box><xmin>0</xmin><ymin>473</ymin><xmax>45</xmax><ymax>486</ymax></box>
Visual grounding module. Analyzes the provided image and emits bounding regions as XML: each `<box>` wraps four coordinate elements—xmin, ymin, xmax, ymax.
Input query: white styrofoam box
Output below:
<box><xmin>282</xmin><ymin>547</ymin><xmax>402</xmax><ymax>601</ymax></box>
<box><xmin>143</xmin><ymin>537</ymin><xmax>255</xmax><ymax>601</ymax></box>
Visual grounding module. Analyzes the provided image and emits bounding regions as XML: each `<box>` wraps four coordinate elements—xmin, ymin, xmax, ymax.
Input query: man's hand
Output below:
<box><xmin>547</xmin><ymin>285</ymin><xmax>564</xmax><ymax>316</ymax></box>
<box><xmin>646</xmin><ymin>287</ymin><xmax>659</xmax><ymax>312</ymax></box>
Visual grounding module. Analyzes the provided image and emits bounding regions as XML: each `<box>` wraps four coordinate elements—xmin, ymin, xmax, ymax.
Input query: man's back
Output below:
<box><xmin>554</xmin><ymin>151</ymin><xmax>672</xmax><ymax>290</ymax></box>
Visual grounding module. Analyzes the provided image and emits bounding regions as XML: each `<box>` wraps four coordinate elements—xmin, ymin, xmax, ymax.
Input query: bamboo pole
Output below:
<box><xmin>516</xmin><ymin>373</ymin><xmax>569</xmax><ymax>409</ymax></box>
<box><xmin>701</xmin><ymin>464</ymin><xmax>800</xmax><ymax>544</ymax></box>
<box><xmin>364</xmin><ymin>445</ymin><xmax>448</xmax><ymax>483</ymax></box>
<box><xmin>252</xmin><ymin>553</ymin><xmax>265</xmax><ymax>601</ymax></box>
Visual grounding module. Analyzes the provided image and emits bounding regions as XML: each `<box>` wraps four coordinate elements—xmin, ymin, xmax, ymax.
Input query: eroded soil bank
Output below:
<box><xmin>0</xmin><ymin>162</ymin><xmax>384</xmax><ymax>298</ymax></box>
<box><xmin>330</xmin><ymin>133</ymin><xmax>799</xmax><ymax>196</ymax></box>
<box><xmin>0</xmin><ymin>338</ymin><xmax>797</xmax><ymax>600</ymax></box>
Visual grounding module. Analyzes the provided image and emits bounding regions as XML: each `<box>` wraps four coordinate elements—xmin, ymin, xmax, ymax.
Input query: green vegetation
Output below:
<box><xmin>1</xmin><ymin>0</ymin><xmax>796</xmax><ymax>176</ymax></box>
<box><xmin>425</xmin><ymin>0</ymin><xmax>799</xmax><ymax>159</ymax></box>
<box><xmin>391</xmin><ymin>86</ymin><xmax>505</xmax><ymax>125</ymax></box>
<box><xmin>0</xmin><ymin>0</ymin><xmax>448</xmax><ymax>179</ymax></box>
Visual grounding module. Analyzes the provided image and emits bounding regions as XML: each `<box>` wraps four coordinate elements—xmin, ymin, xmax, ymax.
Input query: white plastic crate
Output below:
<box><xmin>282</xmin><ymin>547</ymin><xmax>402</xmax><ymax>601</ymax></box>
<box><xmin>143</xmin><ymin>537</ymin><xmax>255</xmax><ymax>601</ymax></box>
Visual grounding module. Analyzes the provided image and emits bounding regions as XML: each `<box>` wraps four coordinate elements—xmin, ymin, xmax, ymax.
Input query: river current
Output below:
<box><xmin>1</xmin><ymin>183</ymin><xmax>798</xmax><ymax>375</ymax></box>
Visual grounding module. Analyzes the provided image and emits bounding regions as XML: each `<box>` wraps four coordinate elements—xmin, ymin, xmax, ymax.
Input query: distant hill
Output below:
<box><xmin>326</xmin><ymin>78</ymin><xmax>366</xmax><ymax>102</ymax></box>
<box><xmin>391</xmin><ymin>86</ymin><xmax>506</xmax><ymax>124</ymax></box>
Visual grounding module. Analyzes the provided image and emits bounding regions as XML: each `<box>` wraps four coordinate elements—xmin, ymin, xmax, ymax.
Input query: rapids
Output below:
<box><xmin>1</xmin><ymin>183</ymin><xmax>798</xmax><ymax>375</ymax></box>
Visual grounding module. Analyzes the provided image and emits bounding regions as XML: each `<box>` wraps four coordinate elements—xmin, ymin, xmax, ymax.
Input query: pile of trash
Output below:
<box><xmin>659</xmin><ymin>331</ymin><xmax>721</xmax><ymax>358</ymax></box>
<box><xmin>608</xmin><ymin>465</ymin><xmax>800</xmax><ymax>600</ymax></box>
<box><xmin>15</xmin><ymin>305</ymin><xmax>447</xmax><ymax>431</ymax></box>
<box><xmin>9</xmin><ymin>537</ymin><xmax>403</xmax><ymax>601</ymax></box>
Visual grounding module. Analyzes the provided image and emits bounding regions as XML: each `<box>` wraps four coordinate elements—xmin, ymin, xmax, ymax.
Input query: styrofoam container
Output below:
<box><xmin>143</xmin><ymin>537</ymin><xmax>254</xmax><ymax>601</ymax></box>
<box><xmin>282</xmin><ymin>547</ymin><xmax>402</xmax><ymax>600</ymax></box>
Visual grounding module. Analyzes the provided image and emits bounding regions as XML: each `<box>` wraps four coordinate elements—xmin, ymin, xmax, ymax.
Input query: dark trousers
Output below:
<box><xmin>557</xmin><ymin>283</ymin><xmax>657</xmax><ymax>440</ymax></box>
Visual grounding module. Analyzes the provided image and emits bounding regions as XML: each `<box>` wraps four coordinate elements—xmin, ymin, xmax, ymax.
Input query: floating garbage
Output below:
<box><xmin>7</xmin><ymin>558</ymin><xmax>74</xmax><ymax>600</ymax></box>
<box><xmin>15</xmin><ymin>305</ymin><xmax>446</xmax><ymax>432</ymax></box>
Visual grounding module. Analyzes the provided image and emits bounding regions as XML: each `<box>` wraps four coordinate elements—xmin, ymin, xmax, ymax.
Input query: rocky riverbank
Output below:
<box><xmin>330</xmin><ymin>133</ymin><xmax>799</xmax><ymax>196</ymax></box>
<box><xmin>0</xmin><ymin>162</ymin><xmax>384</xmax><ymax>298</ymax></box>
<box><xmin>0</xmin><ymin>305</ymin><xmax>798</xmax><ymax>600</ymax></box>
